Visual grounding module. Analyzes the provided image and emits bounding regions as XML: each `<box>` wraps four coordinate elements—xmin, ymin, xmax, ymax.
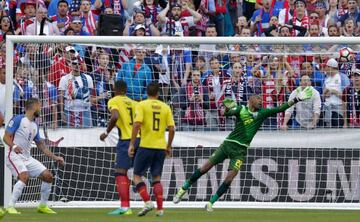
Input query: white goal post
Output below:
<box><xmin>2</xmin><ymin>36</ymin><xmax>360</xmax><ymax>210</ymax></box>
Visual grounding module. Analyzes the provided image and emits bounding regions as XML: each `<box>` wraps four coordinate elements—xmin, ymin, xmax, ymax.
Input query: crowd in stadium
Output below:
<box><xmin>0</xmin><ymin>0</ymin><xmax>359</xmax><ymax>130</ymax></box>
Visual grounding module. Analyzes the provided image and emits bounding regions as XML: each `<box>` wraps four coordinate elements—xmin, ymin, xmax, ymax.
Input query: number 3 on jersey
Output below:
<box><xmin>153</xmin><ymin>112</ymin><xmax>160</xmax><ymax>131</ymax></box>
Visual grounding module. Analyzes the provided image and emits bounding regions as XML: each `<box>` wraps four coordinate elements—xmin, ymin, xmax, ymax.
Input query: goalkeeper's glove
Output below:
<box><xmin>293</xmin><ymin>86</ymin><xmax>313</xmax><ymax>103</ymax></box>
<box><xmin>222</xmin><ymin>98</ymin><xmax>237</xmax><ymax>109</ymax></box>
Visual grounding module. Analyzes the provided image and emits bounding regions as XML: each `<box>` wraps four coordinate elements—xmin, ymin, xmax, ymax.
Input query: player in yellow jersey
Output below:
<box><xmin>100</xmin><ymin>80</ymin><xmax>140</xmax><ymax>215</ymax></box>
<box><xmin>128</xmin><ymin>82</ymin><xmax>175</xmax><ymax>217</ymax></box>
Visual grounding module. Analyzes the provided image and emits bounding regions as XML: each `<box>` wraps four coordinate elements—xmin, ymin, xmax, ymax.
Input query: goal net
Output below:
<box><xmin>2</xmin><ymin>36</ymin><xmax>360</xmax><ymax>209</ymax></box>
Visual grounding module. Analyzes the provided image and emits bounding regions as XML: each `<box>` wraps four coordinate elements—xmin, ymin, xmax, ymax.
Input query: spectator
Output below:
<box><xmin>123</xmin><ymin>8</ymin><xmax>160</xmax><ymax>36</ymax></box>
<box><xmin>245</xmin><ymin>48</ymin><xmax>262</xmax><ymax>94</ymax></box>
<box><xmin>343</xmin><ymin>68</ymin><xmax>360</xmax><ymax>127</ymax></box>
<box><xmin>289</xmin><ymin>0</ymin><xmax>308</xmax><ymax>36</ymax></box>
<box><xmin>278</xmin><ymin>24</ymin><xmax>292</xmax><ymax>36</ymax></box>
<box><xmin>264</xmin><ymin>15</ymin><xmax>280</xmax><ymax>36</ymax></box>
<box><xmin>219</xmin><ymin>62</ymin><xmax>251</xmax><ymax>107</ymax></box>
<box><xmin>279</xmin><ymin>0</ymin><xmax>295</xmax><ymax>25</ymax></box>
<box><xmin>90</xmin><ymin>50</ymin><xmax>113</xmax><ymax>127</ymax></box>
<box><xmin>69</xmin><ymin>0</ymin><xmax>82</xmax><ymax>16</ymax></box>
<box><xmin>25</xmin><ymin>6</ymin><xmax>60</xmax><ymax>36</ymax></box>
<box><xmin>51</xmin><ymin>0</ymin><xmax>71</xmax><ymax>35</ymax></box>
<box><xmin>0</xmin><ymin>16</ymin><xmax>16</xmax><ymax>41</ymax></box>
<box><xmin>240</xmin><ymin>27</ymin><xmax>251</xmax><ymax>36</ymax></box>
<box><xmin>328</xmin><ymin>24</ymin><xmax>340</xmax><ymax>36</ymax></box>
<box><xmin>104</xmin><ymin>7</ymin><xmax>114</xmax><ymax>14</ymax></box>
<box><xmin>116</xmin><ymin>47</ymin><xmax>152</xmax><ymax>101</ymax></box>
<box><xmin>195</xmin><ymin>0</ymin><xmax>212</xmax><ymax>36</ymax></box>
<box><xmin>18</xmin><ymin>0</ymin><xmax>37</xmax><ymax>35</ymax></box>
<box><xmin>328</xmin><ymin>0</ymin><xmax>341</xmax><ymax>25</ymax></box>
<box><xmin>315</xmin><ymin>1</ymin><xmax>329</xmax><ymax>34</ymax></box>
<box><xmin>235</xmin><ymin>16</ymin><xmax>248</xmax><ymax>35</ymax></box>
<box><xmin>203</xmin><ymin>56</ymin><xmax>229</xmax><ymax>129</ymax></box>
<box><xmin>70</xmin><ymin>16</ymin><xmax>90</xmax><ymax>35</ymax></box>
<box><xmin>250</xmin><ymin>0</ymin><xmax>272</xmax><ymax>36</ymax></box>
<box><xmin>282</xmin><ymin>75</ymin><xmax>321</xmax><ymax>129</ymax></box>
<box><xmin>79</xmin><ymin>0</ymin><xmax>98</xmax><ymax>36</ymax></box>
<box><xmin>243</xmin><ymin>0</ymin><xmax>256</xmax><ymax>22</ymax></box>
<box><xmin>194</xmin><ymin>56</ymin><xmax>207</xmax><ymax>78</ymax></box>
<box><xmin>134</xmin><ymin>0</ymin><xmax>161</xmax><ymax>25</ymax></box>
<box><xmin>308</xmin><ymin>22</ymin><xmax>322</xmax><ymax>37</ymax></box>
<box><xmin>132</xmin><ymin>24</ymin><xmax>146</xmax><ymax>36</ymax></box>
<box><xmin>199</xmin><ymin>23</ymin><xmax>218</xmax><ymax>65</ymax></box>
<box><xmin>152</xmin><ymin>43</ymin><xmax>171</xmax><ymax>102</ymax></box>
<box><xmin>298</xmin><ymin>62</ymin><xmax>325</xmax><ymax>94</ymax></box>
<box><xmin>101</xmin><ymin>0</ymin><xmax>128</xmax><ymax>16</ymax></box>
<box><xmin>323</xmin><ymin>58</ymin><xmax>344</xmax><ymax>127</ymax></box>
<box><xmin>342</xmin><ymin>18</ymin><xmax>356</xmax><ymax>36</ymax></box>
<box><xmin>180</xmin><ymin>70</ymin><xmax>209</xmax><ymax>129</ymax></box>
<box><xmin>337</xmin><ymin>0</ymin><xmax>359</xmax><ymax>31</ymax></box>
<box><xmin>58</xmin><ymin>57</ymin><xmax>94</xmax><ymax>128</ymax></box>
<box><xmin>157</xmin><ymin>2</ymin><xmax>202</xmax><ymax>36</ymax></box>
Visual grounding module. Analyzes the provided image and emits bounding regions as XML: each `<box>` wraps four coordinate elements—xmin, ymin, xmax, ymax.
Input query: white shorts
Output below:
<box><xmin>6</xmin><ymin>152</ymin><xmax>47</xmax><ymax>178</ymax></box>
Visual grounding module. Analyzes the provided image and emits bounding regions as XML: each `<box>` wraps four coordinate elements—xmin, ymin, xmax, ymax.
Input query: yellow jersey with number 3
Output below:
<box><xmin>107</xmin><ymin>95</ymin><xmax>137</xmax><ymax>140</ymax></box>
<box><xmin>134</xmin><ymin>99</ymin><xmax>175</xmax><ymax>149</ymax></box>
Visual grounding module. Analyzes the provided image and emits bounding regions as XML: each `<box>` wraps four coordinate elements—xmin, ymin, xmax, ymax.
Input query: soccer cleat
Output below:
<box><xmin>173</xmin><ymin>188</ymin><xmax>186</xmax><ymax>204</ymax></box>
<box><xmin>137</xmin><ymin>201</ymin><xmax>154</xmax><ymax>217</ymax></box>
<box><xmin>107</xmin><ymin>208</ymin><xmax>132</xmax><ymax>215</ymax></box>
<box><xmin>205</xmin><ymin>202</ymin><xmax>214</xmax><ymax>212</ymax></box>
<box><xmin>156</xmin><ymin>210</ymin><xmax>164</xmax><ymax>217</ymax></box>
<box><xmin>37</xmin><ymin>204</ymin><xmax>57</xmax><ymax>214</ymax></box>
<box><xmin>5</xmin><ymin>206</ymin><xmax>21</xmax><ymax>215</ymax></box>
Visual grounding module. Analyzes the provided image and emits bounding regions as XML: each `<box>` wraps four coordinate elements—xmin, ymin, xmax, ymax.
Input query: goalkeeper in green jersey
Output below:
<box><xmin>173</xmin><ymin>87</ymin><xmax>313</xmax><ymax>212</ymax></box>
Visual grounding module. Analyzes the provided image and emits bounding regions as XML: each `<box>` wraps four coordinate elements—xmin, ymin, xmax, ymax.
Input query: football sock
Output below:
<box><xmin>115</xmin><ymin>174</ymin><xmax>130</xmax><ymax>208</ymax></box>
<box><xmin>153</xmin><ymin>181</ymin><xmax>163</xmax><ymax>210</ymax></box>
<box><xmin>40</xmin><ymin>182</ymin><xmax>52</xmax><ymax>205</ymax></box>
<box><xmin>136</xmin><ymin>182</ymin><xmax>150</xmax><ymax>202</ymax></box>
<box><xmin>210</xmin><ymin>182</ymin><xmax>231</xmax><ymax>204</ymax></box>
<box><xmin>182</xmin><ymin>168</ymin><xmax>203</xmax><ymax>190</ymax></box>
<box><xmin>9</xmin><ymin>180</ymin><xmax>26</xmax><ymax>207</ymax></box>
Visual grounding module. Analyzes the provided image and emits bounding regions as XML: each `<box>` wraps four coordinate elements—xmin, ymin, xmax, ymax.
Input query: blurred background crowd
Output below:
<box><xmin>0</xmin><ymin>0</ymin><xmax>359</xmax><ymax>131</ymax></box>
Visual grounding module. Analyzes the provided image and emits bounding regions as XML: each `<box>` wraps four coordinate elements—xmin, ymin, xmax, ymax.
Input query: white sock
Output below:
<box><xmin>8</xmin><ymin>180</ymin><xmax>26</xmax><ymax>207</ymax></box>
<box><xmin>40</xmin><ymin>182</ymin><xmax>51</xmax><ymax>205</ymax></box>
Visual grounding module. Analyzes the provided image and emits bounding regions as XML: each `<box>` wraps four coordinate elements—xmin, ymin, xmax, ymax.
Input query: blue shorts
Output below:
<box><xmin>133</xmin><ymin>148</ymin><xmax>166</xmax><ymax>177</ymax></box>
<box><xmin>115</xmin><ymin>139</ymin><xmax>140</xmax><ymax>170</ymax></box>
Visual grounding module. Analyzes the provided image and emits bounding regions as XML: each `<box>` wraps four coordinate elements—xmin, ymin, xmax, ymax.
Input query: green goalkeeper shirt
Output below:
<box><xmin>224</xmin><ymin>103</ymin><xmax>291</xmax><ymax>148</ymax></box>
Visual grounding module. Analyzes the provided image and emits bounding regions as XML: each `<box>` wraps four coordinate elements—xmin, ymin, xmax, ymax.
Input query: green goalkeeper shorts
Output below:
<box><xmin>208</xmin><ymin>141</ymin><xmax>247</xmax><ymax>171</ymax></box>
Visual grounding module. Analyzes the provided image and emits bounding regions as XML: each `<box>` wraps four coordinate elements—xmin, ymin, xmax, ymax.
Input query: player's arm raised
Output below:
<box><xmin>100</xmin><ymin>109</ymin><xmax>119</xmax><ymax>141</ymax></box>
<box><xmin>36</xmin><ymin>140</ymin><xmax>65</xmax><ymax>166</ymax></box>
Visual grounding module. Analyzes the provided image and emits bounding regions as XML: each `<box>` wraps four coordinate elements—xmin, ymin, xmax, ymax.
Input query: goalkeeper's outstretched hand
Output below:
<box><xmin>222</xmin><ymin>98</ymin><xmax>237</xmax><ymax>109</ymax></box>
<box><xmin>294</xmin><ymin>86</ymin><xmax>313</xmax><ymax>103</ymax></box>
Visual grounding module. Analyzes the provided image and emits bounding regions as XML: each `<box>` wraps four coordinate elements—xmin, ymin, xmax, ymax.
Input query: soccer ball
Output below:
<box><xmin>339</xmin><ymin>47</ymin><xmax>354</xmax><ymax>62</ymax></box>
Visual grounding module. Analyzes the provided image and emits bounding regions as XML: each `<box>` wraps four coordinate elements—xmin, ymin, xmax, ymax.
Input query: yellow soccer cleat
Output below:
<box><xmin>37</xmin><ymin>204</ymin><xmax>57</xmax><ymax>214</ymax></box>
<box><xmin>5</xmin><ymin>206</ymin><xmax>21</xmax><ymax>215</ymax></box>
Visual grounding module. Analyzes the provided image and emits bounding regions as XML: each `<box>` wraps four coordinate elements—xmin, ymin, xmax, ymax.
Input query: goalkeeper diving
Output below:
<box><xmin>173</xmin><ymin>86</ymin><xmax>313</xmax><ymax>211</ymax></box>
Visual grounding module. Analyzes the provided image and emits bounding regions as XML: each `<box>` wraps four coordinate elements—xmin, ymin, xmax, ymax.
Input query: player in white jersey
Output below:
<box><xmin>3</xmin><ymin>98</ymin><xmax>65</xmax><ymax>215</ymax></box>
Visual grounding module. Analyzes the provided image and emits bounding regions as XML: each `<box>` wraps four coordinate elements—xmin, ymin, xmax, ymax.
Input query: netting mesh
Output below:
<box><xmin>6</xmin><ymin>41</ymin><xmax>360</xmax><ymax>205</ymax></box>
<box><xmin>11</xmin><ymin>42</ymin><xmax>360</xmax><ymax>130</ymax></box>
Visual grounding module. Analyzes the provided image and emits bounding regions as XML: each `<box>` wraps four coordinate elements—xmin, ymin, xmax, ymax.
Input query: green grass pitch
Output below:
<box><xmin>1</xmin><ymin>208</ymin><xmax>360</xmax><ymax>222</ymax></box>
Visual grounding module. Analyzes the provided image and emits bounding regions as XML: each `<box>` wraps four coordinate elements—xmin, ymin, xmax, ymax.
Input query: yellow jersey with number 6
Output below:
<box><xmin>107</xmin><ymin>95</ymin><xmax>137</xmax><ymax>140</ymax></box>
<box><xmin>134</xmin><ymin>99</ymin><xmax>175</xmax><ymax>149</ymax></box>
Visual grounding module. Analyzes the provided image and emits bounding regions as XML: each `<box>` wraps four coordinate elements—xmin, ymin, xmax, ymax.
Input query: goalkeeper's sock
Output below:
<box><xmin>182</xmin><ymin>169</ymin><xmax>203</xmax><ymax>190</ymax></box>
<box><xmin>152</xmin><ymin>181</ymin><xmax>163</xmax><ymax>210</ymax></box>
<box><xmin>136</xmin><ymin>182</ymin><xmax>150</xmax><ymax>202</ymax></box>
<box><xmin>115</xmin><ymin>174</ymin><xmax>130</xmax><ymax>208</ymax></box>
<box><xmin>9</xmin><ymin>180</ymin><xmax>26</xmax><ymax>206</ymax></box>
<box><xmin>209</xmin><ymin>182</ymin><xmax>231</xmax><ymax>204</ymax></box>
<box><xmin>40</xmin><ymin>182</ymin><xmax>51</xmax><ymax>205</ymax></box>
